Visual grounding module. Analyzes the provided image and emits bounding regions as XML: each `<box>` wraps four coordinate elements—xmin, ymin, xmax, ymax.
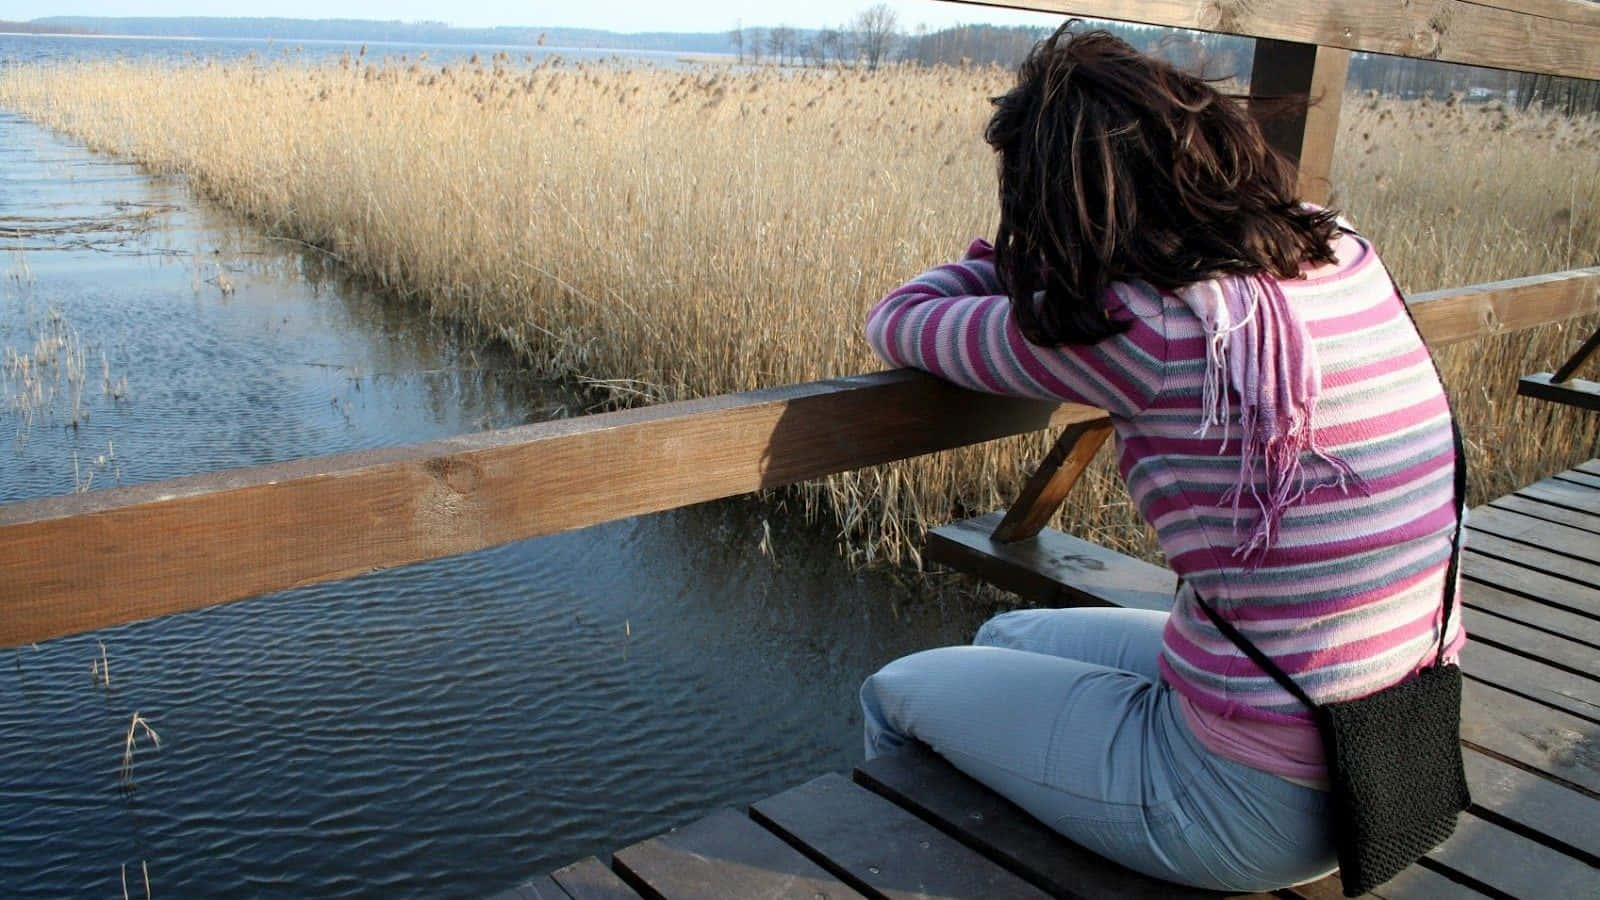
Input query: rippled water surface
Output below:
<box><xmin>0</xmin><ymin>35</ymin><xmax>983</xmax><ymax>899</ymax></box>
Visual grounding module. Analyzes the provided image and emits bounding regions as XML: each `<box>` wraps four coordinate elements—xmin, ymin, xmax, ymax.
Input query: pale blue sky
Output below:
<box><xmin>0</xmin><ymin>1</ymin><xmax>1068</xmax><ymax>33</ymax></box>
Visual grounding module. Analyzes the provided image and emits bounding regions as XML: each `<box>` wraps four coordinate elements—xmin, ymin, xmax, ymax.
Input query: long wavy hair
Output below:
<box><xmin>985</xmin><ymin>24</ymin><xmax>1341</xmax><ymax>345</ymax></box>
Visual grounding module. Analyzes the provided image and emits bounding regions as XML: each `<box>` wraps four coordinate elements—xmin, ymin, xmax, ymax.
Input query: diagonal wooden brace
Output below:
<box><xmin>990</xmin><ymin>418</ymin><xmax>1115</xmax><ymax>544</ymax></box>
<box><xmin>1552</xmin><ymin>324</ymin><xmax>1600</xmax><ymax>384</ymax></box>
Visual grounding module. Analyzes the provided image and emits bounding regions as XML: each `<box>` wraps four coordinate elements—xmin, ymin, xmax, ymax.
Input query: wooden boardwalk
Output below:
<box><xmin>495</xmin><ymin>461</ymin><xmax>1600</xmax><ymax>899</ymax></box>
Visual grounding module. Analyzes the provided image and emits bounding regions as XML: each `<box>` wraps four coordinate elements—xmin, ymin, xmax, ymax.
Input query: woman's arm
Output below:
<box><xmin>865</xmin><ymin>239</ymin><xmax>1168</xmax><ymax>418</ymax></box>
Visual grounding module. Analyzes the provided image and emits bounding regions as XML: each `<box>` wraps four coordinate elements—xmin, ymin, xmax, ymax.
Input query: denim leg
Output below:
<box><xmin>859</xmin><ymin>637</ymin><xmax>1336</xmax><ymax>891</ymax></box>
<box><xmin>974</xmin><ymin>607</ymin><xmax>1168</xmax><ymax>679</ymax></box>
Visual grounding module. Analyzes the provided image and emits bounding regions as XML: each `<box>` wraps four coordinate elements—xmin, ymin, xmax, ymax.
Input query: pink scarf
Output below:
<box><xmin>1176</xmin><ymin>273</ymin><xmax>1363</xmax><ymax>566</ymax></box>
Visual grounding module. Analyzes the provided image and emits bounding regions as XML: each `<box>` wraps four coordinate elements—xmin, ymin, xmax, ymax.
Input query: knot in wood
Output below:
<box><xmin>423</xmin><ymin>456</ymin><xmax>483</xmax><ymax>494</ymax></box>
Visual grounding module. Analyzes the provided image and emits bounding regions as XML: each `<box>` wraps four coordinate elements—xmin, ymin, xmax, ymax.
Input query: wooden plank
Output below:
<box><xmin>1462</xmin><ymin>750</ymin><xmax>1600</xmax><ymax>865</ymax></box>
<box><xmin>1464</xmin><ymin>580</ymin><xmax>1600</xmax><ymax>649</ymax></box>
<box><xmin>1465</xmin><ymin>604</ymin><xmax>1600</xmax><ymax>673</ymax></box>
<box><xmin>488</xmin><ymin>877</ymin><xmax>577</xmax><ymax>900</ymax></box>
<box><xmin>991</xmin><ymin>420</ymin><xmax>1114</xmax><ymax>544</ymax></box>
<box><xmin>1515</xmin><ymin>477</ymin><xmax>1600</xmax><ymax>515</ymax></box>
<box><xmin>1557</xmin><ymin>470</ymin><xmax>1600</xmax><ymax>491</ymax></box>
<box><xmin>1366</xmin><ymin>862</ymin><xmax>1491</xmax><ymax>900</ymax></box>
<box><xmin>1488</xmin><ymin>493</ymin><xmax>1600</xmax><ymax>537</ymax></box>
<box><xmin>927</xmin><ymin>513</ymin><xmax>1176</xmax><ymax>611</ymax></box>
<box><xmin>1459</xmin><ymin>641</ymin><xmax>1600</xmax><ymax>724</ymax></box>
<box><xmin>0</xmin><ymin>370</ymin><xmax>1105</xmax><ymax>648</ymax></box>
<box><xmin>1578</xmin><ymin>459</ymin><xmax>1600</xmax><ymax>478</ymax></box>
<box><xmin>1462</xmin><ymin>552</ymin><xmax>1600</xmax><ymax>618</ymax></box>
<box><xmin>610</xmin><ymin>808</ymin><xmax>862</xmax><ymax>900</ymax></box>
<box><xmin>550</xmin><ymin>858</ymin><xmax>640</xmax><ymax>900</ymax></box>
<box><xmin>1552</xmin><ymin>325</ymin><xmax>1600</xmax><ymax>383</ymax></box>
<box><xmin>1407</xmin><ymin>268</ymin><xmax>1600</xmax><ymax>348</ymax></box>
<box><xmin>854</xmin><ymin>742</ymin><xmax>1286</xmax><ymax>899</ymax></box>
<box><xmin>750</xmin><ymin>773</ymin><xmax>1050</xmax><ymax>900</ymax></box>
<box><xmin>1465</xmin><ymin>531</ymin><xmax>1600</xmax><ymax>591</ymax></box>
<box><xmin>1467</xmin><ymin>506</ymin><xmax>1600</xmax><ymax>564</ymax></box>
<box><xmin>1459</xmin><ymin>679</ymin><xmax>1600</xmax><ymax>795</ymax></box>
<box><xmin>941</xmin><ymin>0</ymin><xmax>1600</xmax><ymax>79</ymax></box>
<box><xmin>1247</xmin><ymin>40</ymin><xmax>1349</xmax><ymax>207</ymax></box>
<box><xmin>1422</xmin><ymin>810</ymin><xmax>1599</xmax><ymax>899</ymax></box>
<box><xmin>1518</xmin><ymin>373</ymin><xmax>1600</xmax><ymax>411</ymax></box>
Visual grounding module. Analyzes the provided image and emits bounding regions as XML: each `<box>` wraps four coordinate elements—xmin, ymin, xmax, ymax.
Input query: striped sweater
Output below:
<box><xmin>867</xmin><ymin>233</ymin><xmax>1466</xmax><ymax>780</ymax></box>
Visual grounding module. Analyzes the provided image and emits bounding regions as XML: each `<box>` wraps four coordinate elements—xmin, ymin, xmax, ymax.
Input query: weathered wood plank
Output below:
<box><xmin>1459</xmin><ymin>641</ymin><xmax>1600</xmax><ymax>724</ymax></box>
<box><xmin>1422</xmin><ymin>809</ymin><xmax>1599</xmax><ymax>899</ymax></box>
<box><xmin>1459</xmin><ymin>679</ymin><xmax>1600</xmax><ymax>795</ymax></box>
<box><xmin>1515</xmin><ymin>477</ymin><xmax>1600</xmax><ymax>515</ymax></box>
<box><xmin>1467</xmin><ymin>506</ymin><xmax>1600</xmax><ymax>564</ymax></box>
<box><xmin>610</xmin><ymin>807</ymin><xmax>863</xmax><ymax>900</ymax></box>
<box><xmin>0</xmin><ymin>370</ymin><xmax>1103</xmax><ymax>648</ymax></box>
<box><xmin>1464</xmin><ymin>604</ymin><xmax>1600</xmax><ymax>674</ymax></box>
<box><xmin>1518</xmin><ymin>374</ymin><xmax>1600</xmax><ymax>411</ymax></box>
<box><xmin>1487</xmin><ymin>493</ymin><xmax>1600</xmax><ymax>537</ymax></box>
<box><xmin>1465</xmin><ymin>531</ymin><xmax>1600</xmax><ymax>591</ymax></box>
<box><xmin>1463</xmin><ymin>581</ymin><xmax>1600</xmax><ymax>649</ymax></box>
<box><xmin>1557</xmin><ymin>470</ymin><xmax>1600</xmax><ymax>491</ymax></box>
<box><xmin>550</xmin><ymin>858</ymin><xmax>640</xmax><ymax>900</ymax></box>
<box><xmin>854</xmin><ymin>742</ymin><xmax>1289</xmax><ymax>899</ymax></box>
<box><xmin>487</xmin><ymin>877</ymin><xmax>573</xmax><ymax>900</ymax></box>
<box><xmin>1407</xmin><ymin>269</ymin><xmax>1600</xmax><ymax>348</ymax></box>
<box><xmin>927</xmin><ymin>513</ymin><xmax>1175</xmax><ymax>610</ymax></box>
<box><xmin>1462</xmin><ymin>750</ymin><xmax>1600</xmax><ymax>865</ymax></box>
<box><xmin>1462</xmin><ymin>550</ymin><xmax>1600</xmax><ymax>616</ymax></box>
<box><xmin>750</xmin><ymin>773</ymin><xmax>1050</xmax><ymax>899</ymax></box>
<box><xmin>1247</xmin><ymin>39</ymin><xmax>1349</xmax><ymax>207</ymax></box>
<box><xmin>1579</xmin><ymin>460</ymin><xmax>1600</xmax><ymax>478</ymax></box>
<box><xmin>992</xmin><ymin>420</ymin><xmax>1114</xmax><ymax>544</ymax></box>
<box><xmin>942</xmin><ymin>0</ymin><xmax>1600</xmax><ymax>79</ymax></box>
<box><xmin>1366</xmin><ymin>862</ymin><xmax>1491</xmax><ymax>900</ymax></box>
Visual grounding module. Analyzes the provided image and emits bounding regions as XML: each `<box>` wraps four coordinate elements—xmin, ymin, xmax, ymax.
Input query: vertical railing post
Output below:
<box><xmin>1248</xmin><ymin>40</ymin><xmax>1351</xmax><ymax>206</ymax></box>
<box><xmin>990</xmin><ymin>419</ymin><xmax>1114</xmax><ymax>544</ymax></box>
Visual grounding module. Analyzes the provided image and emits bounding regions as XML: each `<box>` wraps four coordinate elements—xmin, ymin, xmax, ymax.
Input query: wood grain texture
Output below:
<box><xmin>1515</xmin><ymin>476</ymin><xmax>1600</xmax><ymax>516</ymax></box>
<box><xmin>1487</xmin><ymin>493</ymin><xmax>1600</xmax><ymax>537</ymax></box>
<box><xmin>928</xmin><ymin>512</ymin><xmax>1177</xmax><ymax>611</ymax></box>
<box><xmin>991</xmin><ymin>420</ymin><xmax>1113</xmax><ymax>544</ymax></box>
<box><xmin>610</xmin><ymin>808</ymin><xmax>863</xmax><ymax>900</ymax></box>
<box><xmin>750</xmin><ymin>773</ymin><xmax>1050</xmax><ymax>900</ymax></box>
<box><xmin>1463</xmin><ymin>604</ymin><xmax>1600</xmax><ymax>673</ymax></box>
<box><xmin>1465</xmin><ymin>531</ymin><xmax>1600</xmax><ymax>590</ymax></box>
<box><xmin>1462</xmin><ymin>551</ymin><xmax>1600</xmax><ymax>616</ymax></box>
<box><xmin>1463</xmin><ymin>580</ymin><xmax>1600</xmax><ymax>648</ymax></box>
<box><xmin>939</xmin><ymin>0</ymin><xmax>1600</xmax><ymax>79</ymax></box>
<box><xmin>1423</xmin><ymin>810</ymin><xmax>1600</xmax><ymax>899</ymax></box>
<box><xmin>1462</xmin><ymin>750</ymin><xmax>1600</xmax><ymax>865</ymax></box>
<box><xmin>1366</xmin><ymin>862</ymin><xmax>1491</xmax><ymax>900</ymax></box>
<box><xmin>549</xmin><ymin>858</ymin><xmax>641</xmax><ymax>900</ymax></box>
<box><xmin>1467</xmin><ymin>506</ymin><xmax>1600</xmax><ymax>564</ymax></box>
<box><xmin>1460</xmin><ymin>642</ymin><xmax>1600</xmax><ymax>724</ymax></box>
<box><xmin>0</xmin><ymin>369</ymin><xmax>1103</xmax><ymax>648</ymax></box>
<box><xmin>1459</xmin><ymin>679</ymin><xmax>1600</xmax><ymax>795</ymax></box>
<box><xmin>1406</xmin><ymin>268</ymin><xmax>1600</xmax><ymax>348</ymax></box>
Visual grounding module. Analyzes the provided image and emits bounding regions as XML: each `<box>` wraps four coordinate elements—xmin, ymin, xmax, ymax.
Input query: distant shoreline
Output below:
<box><xmin>1</xmin><ymin>31</ymin><xmax>736</xmax><ymax>61</ymax></box>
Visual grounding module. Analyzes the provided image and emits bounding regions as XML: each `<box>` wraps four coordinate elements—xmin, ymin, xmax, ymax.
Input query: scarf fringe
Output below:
<box><xmin>1180</xmin><ymin>274</ymin><xmax>1368</xmax><ymax>569</ymax></box>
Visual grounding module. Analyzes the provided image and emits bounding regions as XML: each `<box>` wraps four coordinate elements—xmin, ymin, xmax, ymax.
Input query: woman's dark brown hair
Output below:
<box><xmin>986</xmin><ymin>24</ymin><xmax>1341</xmax><ymax>345</ymax></box>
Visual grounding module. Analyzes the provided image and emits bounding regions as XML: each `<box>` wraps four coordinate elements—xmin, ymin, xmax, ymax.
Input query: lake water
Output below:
<box><xmin>0</xmin><ymin>34</ymin><xmax>984</xmax><ymax>898</ymax></box>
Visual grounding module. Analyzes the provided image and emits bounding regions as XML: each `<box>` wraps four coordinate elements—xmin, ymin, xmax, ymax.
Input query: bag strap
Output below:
<box><xmin>1189</xmin><ymin>222</ymin><xmax>1467</xmax><ymax>707</ymax></box>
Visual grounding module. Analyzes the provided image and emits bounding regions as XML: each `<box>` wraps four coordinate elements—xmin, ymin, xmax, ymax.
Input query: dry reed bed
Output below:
<box><xmin>1</xmin><ymin>58</ymin><xmax>1595</xmax><ymax>565</ymax></box>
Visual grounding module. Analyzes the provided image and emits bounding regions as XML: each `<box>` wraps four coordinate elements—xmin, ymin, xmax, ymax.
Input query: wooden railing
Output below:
<box><xmin>3</xmin><ymin>0</ymin><xmax>1599</xmax><ymax>649</ymax></box>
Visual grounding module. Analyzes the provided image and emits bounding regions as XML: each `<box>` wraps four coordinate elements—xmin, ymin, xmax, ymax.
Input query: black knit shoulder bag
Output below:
<box><xmin>1190</xmin><ymin>253</ymin><xmax>1472</xmax><ymax>896</ymax></box>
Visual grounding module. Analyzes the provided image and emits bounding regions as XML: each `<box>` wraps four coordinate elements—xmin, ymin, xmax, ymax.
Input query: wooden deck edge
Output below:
<box><xmin>1518</xmin><ymin>373</ymin><xmax>1600</xmax><ymax>412</ymax></box>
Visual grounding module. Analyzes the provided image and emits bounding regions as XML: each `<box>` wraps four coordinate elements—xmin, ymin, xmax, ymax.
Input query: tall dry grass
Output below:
<box><xmin>1</xmin><ymin>57</ymin><xmax>1595</xmax><ymax>565</ymax></box>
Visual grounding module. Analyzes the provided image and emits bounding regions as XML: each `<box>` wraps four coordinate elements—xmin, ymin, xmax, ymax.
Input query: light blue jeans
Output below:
<box><xmin>860</xmin><ymin>608</ymin><xmax>1339</xmax><ymax>892</ymax></box>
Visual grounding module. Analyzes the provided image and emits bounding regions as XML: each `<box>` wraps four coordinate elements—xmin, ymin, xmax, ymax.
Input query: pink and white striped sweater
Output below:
<box><xmin>867</xmin><ymin>231</ymin><xmax>1466</xmax><ymax>781</ymax></box>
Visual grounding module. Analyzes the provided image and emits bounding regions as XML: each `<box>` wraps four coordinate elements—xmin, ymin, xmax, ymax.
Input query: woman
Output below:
<box><xmin>858</xmin><ymin>25</ymin><xmax>1463</xmax><ymax>892</ymax></box>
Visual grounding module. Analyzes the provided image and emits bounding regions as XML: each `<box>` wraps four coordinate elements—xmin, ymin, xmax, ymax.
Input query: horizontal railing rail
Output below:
<box><xmin>3</xmin><ymin>268</ymin><xmax>1596</xmax><ymax>648</ymax></box>
<box><xmin>957</xmin><ymin>0</ymin><xmax>1600</xmax><ymax>80</ymax></box>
